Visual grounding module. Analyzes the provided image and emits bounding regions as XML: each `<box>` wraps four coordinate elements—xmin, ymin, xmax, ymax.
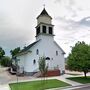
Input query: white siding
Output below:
<box><xmin>23</xmin><ymin>35</ymin><xmax>65</xmax><ymax>73</ymax></box>
<box><xmin>37</xmin><ymin>16</ymin><xmax>51</xmax><ymax>24</ymax></box>
<box><xmin>17</xmin><ymin>9</ymin><xmax>65</xmax><ymax>74</ymax></box>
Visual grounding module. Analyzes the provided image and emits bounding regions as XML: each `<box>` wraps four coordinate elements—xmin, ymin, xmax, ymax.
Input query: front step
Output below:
<box><xmin>33</xmin><ymin>69</ymin><xmax>60</xmax><ymax>77</ymax></box>
<box><xmin>33</xmin><ymin>71</ymin><xmax>41</xmax><ymax>77</ymax></box>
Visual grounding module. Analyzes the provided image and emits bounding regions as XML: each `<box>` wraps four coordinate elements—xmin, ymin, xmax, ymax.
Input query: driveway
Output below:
<box><xmin>0</xmin><ymin>67</ymin><xmax>10</xmax><ymax>84</ymax></box>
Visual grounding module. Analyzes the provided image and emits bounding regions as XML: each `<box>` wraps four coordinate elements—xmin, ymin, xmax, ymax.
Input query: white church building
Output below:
<box><xmin>13</xmin><ymin>8</ymin><xmax>65</xmax><ymax>76</ymax></box>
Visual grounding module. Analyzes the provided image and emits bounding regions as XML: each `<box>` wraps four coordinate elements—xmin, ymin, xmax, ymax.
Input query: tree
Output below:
<box><xmin>67</xmin><ymin>41</ymin><xmax>90</xmax><ymax>78</ymax></box>
<box><xmin>10</xmin><ymin>47</ymin><xmax>20</xmax><ymax>57</ymax></box>
<box><xmin>0</xmin><ymin>56</ymin><xmax>11</xmax><ymax>67</ymax></box>
<box><xmin>38</xmin><ymin>56</ymin><xmax>48</xmax><ymax>90</ymax></box>
<box><xmin>0</xmin><ymin>47</ymin><xmax>5</xmax><ymax>59</ymax></box>
<box><xmin>0</xmin><ymin>47</ymin><xmax>11</xmax><ymax>67</ymax></box>
<box><xmin>38</xmin><ymin>56</ymin><xmax>48</xmax><ymax>77</ymax></box>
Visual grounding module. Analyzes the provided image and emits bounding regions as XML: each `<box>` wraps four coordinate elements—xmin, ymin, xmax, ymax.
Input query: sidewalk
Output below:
<box><xmin>0</xmin><ymin>70</ymin><xmax>90</xmax><ymax>90</ymax></box>
<box><xmin>0</xmin><ymin>85</ymin><xmax>10</xmax><ymax>90</ymax></box>
<box><xmin>8</xmin><ymin>74</ymin><xmax>83</xmax><ymax>90</ymax></box>
<box><xmin>8</xmin><ymin>74</ymin><xmax>83</xmax><ymax>86</ymax></box>
<box><xmin>56</xmin><ymin>74</ymin><xmax>83</xmax><ymax>86</ymax></box>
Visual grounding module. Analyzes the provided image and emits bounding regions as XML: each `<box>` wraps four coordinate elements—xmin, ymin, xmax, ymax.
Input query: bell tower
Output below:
<box><xmin>36</xmin><ymin>8</ymin><xmax>54</xmax><ymax>40</ymax></box>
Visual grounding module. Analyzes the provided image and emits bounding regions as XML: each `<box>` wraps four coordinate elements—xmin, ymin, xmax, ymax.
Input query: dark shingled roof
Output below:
<box><xmin>40</xmin><ymin>8</ymin><xmax>49</xmax><ymax>16</ymax></box>
<box><xmin>37</xmin><ymin>8</ymin><xmax>52</xmax><ymax>19</ymax></box>
<box><xmin>20</xmin><ymin>40</ymin><xmax>40</xmax><ymax>53</ymax></box>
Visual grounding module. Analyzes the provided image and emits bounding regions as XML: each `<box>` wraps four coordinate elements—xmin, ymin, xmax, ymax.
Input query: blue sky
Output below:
<box><xmin>0</xmin><ymin>0</ymin><xmax>90</xmax><ymax>56</ymax></box>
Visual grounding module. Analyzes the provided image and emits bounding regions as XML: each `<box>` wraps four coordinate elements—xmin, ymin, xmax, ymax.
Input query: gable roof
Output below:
<box><xmin>54</xmin><ymin>41</ymin><xmax>65</xmax><ymax>54</ymax></box>
<box><xmin>40</xmin><ymin>8</ymin><xmax>50</xmax><ymax>16</ymax></box>
<box><xmin>22</xmin><ymin>40</ymin><xmax>40</xmax><ymax>52</ymax></box>
<box><xmin>16</xmin><ymin>40</ymin><xmax>40</xmax><ymax>56</ymax></box>
<box><xmin>37</xmin><ymin>8</ymin><xmax>52</xmax><ymax>19</ymax></box>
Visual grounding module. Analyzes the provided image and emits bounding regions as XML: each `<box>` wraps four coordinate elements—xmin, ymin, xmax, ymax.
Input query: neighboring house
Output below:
<box><xmin>12</xmin><ymin>8</ymin><xmax>65</xmax><ymax>76</ymax></box>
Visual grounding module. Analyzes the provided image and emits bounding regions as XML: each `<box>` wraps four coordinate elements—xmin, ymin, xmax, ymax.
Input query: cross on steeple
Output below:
<box><xmin>43</xmin><ymin>4</ymin><xmax>45</xmax><ymax>8</ymax></box>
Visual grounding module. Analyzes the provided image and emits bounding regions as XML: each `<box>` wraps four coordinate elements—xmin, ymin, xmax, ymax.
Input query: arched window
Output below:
<box><xmin>46</xmin><ymin>57</ymin><xmax>50</xmax><ymax>60</ymax></box>
<box><xmin>56</xmin><ymin>51</ymin><xmax>58</xmax><ymax>56</ymax></box>
<box><xmin>36</xmin><ymin>49</ymin><xmax>39</xmax><ymax>55</ymax></box>
<box><xmin>33</xmin><ymin>59</ymin><xmax>36</xmax><ymax>64</ymax></box>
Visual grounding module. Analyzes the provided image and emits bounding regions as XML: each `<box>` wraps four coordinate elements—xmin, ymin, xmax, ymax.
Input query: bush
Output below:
<box><xmin>0</xmin><ymin>56</ymin><xmax>11</xmax><ymax>67</ymax></box>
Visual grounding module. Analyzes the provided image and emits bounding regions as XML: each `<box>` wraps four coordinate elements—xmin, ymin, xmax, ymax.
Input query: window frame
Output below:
<box><xmin>33</xmin><ymin>59</ymin><xmax>36</xmax><ymax>64</ymax></box>
<box><xmin>36</xmin><ymin>26</ymin><xmax>40</xmax><ymax>35</ymax></box>
<box><xmin>42</xmin><ymin>25</ymin><xmax>46</xmax><ymax>33</ymax></box>
<box><xmin>36</xmin><ymin>49</ymin><xmax>39</xmax><ymax>55</ymax></box>
<box><xmin>49</xmin><ymin>27</ymin><xmax>53</xmax><ymax>34</ymax></box>
<box><xmin>46</xmin><ymin>57</ymin><xmax>50</xmax><ymax>60</ymax></box>
<box><xmin>56</xmin><ymin>51</ymin><xmax>58</xmax><ymax>56</ymax></box>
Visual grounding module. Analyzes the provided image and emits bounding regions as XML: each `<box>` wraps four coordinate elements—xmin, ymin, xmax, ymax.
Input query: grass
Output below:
<box><xmin>10</xmin><ymin>79</ymin><xmax>70</xmax><ymax>90</ymax></box>
<box><xmin>67</xmin><ymin>76</ymin><xmax>90</xmax><ymax>84</ymax></box>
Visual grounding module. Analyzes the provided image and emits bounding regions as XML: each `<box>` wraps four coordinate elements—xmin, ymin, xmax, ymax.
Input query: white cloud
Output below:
<box><xmin>54</xmin><ymin>16</ymin><xmax>90</xmax><ymax>56</ymax></box>
<box><xmin>0</xmin><ymin>0</ymin><xmax>90</xmax><ymax>56</ymax></box>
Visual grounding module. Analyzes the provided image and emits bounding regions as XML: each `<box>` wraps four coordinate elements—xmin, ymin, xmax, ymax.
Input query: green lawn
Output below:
<box><xmin>67</xmin><ymin>76</ymin><xmax>90</xmax><ymax>84</ymax></box>
<box><xmin>10</xmin><ymin>79</ymin><xmax>70</xmax><ymax>90</ymax></box>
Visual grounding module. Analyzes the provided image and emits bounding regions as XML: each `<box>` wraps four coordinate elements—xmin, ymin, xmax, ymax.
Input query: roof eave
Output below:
<box><xmin>35</xmin><ymin>22</ymin><xmax>54</xmax><ymax>28</ymax></box>
<box><xmin>15</xmin><ymin>50</ymin><xmax>32</xmax><ymax>57</ymax></box>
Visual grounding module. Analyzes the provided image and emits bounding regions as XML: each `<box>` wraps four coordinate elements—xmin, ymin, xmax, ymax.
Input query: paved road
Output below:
<box><xmin>74</xmin><ymin>86</ymin><xmax>90</xmax><ymax>90</ymax></box>
<box><xmin>73</xmin><ymin>85</ymin><xmax>90</xmax><ymax>90</ymax></box>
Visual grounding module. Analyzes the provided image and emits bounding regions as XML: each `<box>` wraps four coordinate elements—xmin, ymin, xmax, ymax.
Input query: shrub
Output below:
<box><xmin>0</xmin><ymin>56</ymin><xmax>11</xmax><ymax>67</ymax></box>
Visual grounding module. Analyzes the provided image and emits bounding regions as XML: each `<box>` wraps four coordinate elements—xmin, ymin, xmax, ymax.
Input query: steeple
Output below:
<box><xmin>37</xmin><ymin>8</ymin><xmax>52</xmax><ymax>19</ymax></box>
<box><xmin>36</xmin><ymin>8</ymin><xmax>54</xmax><ymax>40</ymax></box>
